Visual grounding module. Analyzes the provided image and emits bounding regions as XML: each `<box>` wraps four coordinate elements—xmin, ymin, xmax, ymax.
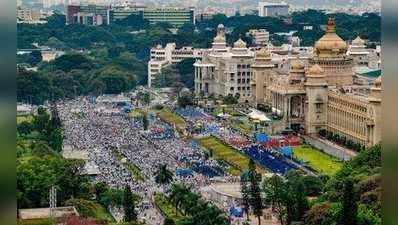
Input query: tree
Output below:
<box><xmin>123</xmin><ymin>185</ymin><xmax>137</xmax><ymax>222</ymax></box>
<box><xmin>142</xmin><ymin>113</ymin><xmax>149</xmax><ymax>131</ymax></box>
<box><xmin>163</xmin><ymin>217</ymin><xmax>175</xmax><ymax>225</ymax></box>
<box><xmin>240</xmin><ymin>171</ymin><xmax>251</xmax><ymax>220</ymax></box>
<box><xmin>17</xmin><ymin>121</ymin><xmax>33</xmax><ymax>136</ymax></box>
<box><xmin>154</xmin><ymin>164</ymin><xmax>173</xmax><ymax>185</ymax></box>
<box><xmin>47</xmin><ymin>127</ymin><xmax>63</xmax><ymax>152</ymax></box>
<box><xmin>341</xmin><ymin>178</ymin><xmax>358</xmax><ymax>225</ymax></box>
<box><xmin>33</xmin><ymin>107</ymin><xmax>50</xmax><ymax>133</ymax></box>
<box><xmin>26</xmin><ymin>50</ymin><xmax>42</xmax><ymax>66</ymax></box>
<box><xmin>262</xmin><ymin>175</ymin><xmax>286</xmax><ymax>225</ymax></box>
<box><xmin>248</xmin><ymin>159</ymin><xmax>263</xmax><ymax>225</ymax></box>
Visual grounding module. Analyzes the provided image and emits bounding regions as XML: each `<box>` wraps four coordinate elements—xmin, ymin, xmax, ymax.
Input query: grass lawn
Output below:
<box><xmin>17</xmin><ymin>115</ymin><xmax>33</xmax><ymax>124</ymax></box>
<box><xmin>293</xmin><ymin>145</ymin><xmax>343</xmax><ymax>176</ymax></box>
<box><xmin>154</xmin><ymin>193</ymin><xmax>184</xmax><ymax>223</ymax></box>
<box><xmin>128</xmin><ymin>108</ymin><xmax>145</xmax><ymax>118</ymax></box>
<box><xmin>196</xmin><ymin>136</ymin><xmax>265</xmax><ymax>176</ymax></box>
<box><xmin>111</xmin><ymin>148</ymin><xmax>145</xmax><ymax>181</ymax></box>
<box><xmin>65</xmin><ymin>199</ymin><xmax>115</xmax><ymax>222</ymax></box>
<box><xmin>156</xmin><ymin>108</ymin><xmax>187</xmax><ymax>129</ymax></box>
<box><xmin>230</xmin><ymin>119</ymin><xmax>253</xmax><ymax>136</ymax></box>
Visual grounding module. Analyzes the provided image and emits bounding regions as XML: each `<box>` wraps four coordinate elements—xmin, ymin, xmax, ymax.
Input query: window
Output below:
<box><xmin>316</xmin><ymin>103</ymin><xmax>322</xmax><ymax>113</ymax></box>
<box><xmin>230</xmin><ymin>87</ymin><xmax>234</xmax><ymax>91</ymax></box>
<box><xmin>237</xmin><ymin>79</ymin><xmax>241</xmax><ymax>83</ymax></box>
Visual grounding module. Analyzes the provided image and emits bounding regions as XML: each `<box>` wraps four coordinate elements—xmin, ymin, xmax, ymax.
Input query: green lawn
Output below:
<box><xmin>128</xmin><ymin>108</ymin><xmax>145</xmax><ymax>118</ymax></box>
<box><xmin>154</xmin><ymin>193</ymin><xmax>184</xmax><ymax>223</ymax></box>
<box><xmin>17</xmin><ymin>115</ymin><xmax>33</xmax><ymax>124</ymax></box>
<box><xmin>293</xmin><ymin>145</ymin><xmax>343</xmax><ymax>176</ymax></box>
<box><xmin>157</xmin><ymin>108</ymin><xmax>187</xmax><ymax>129</ymax></box>
<box><xmin>65</xmin><ymin>198</ymin><xmax>115</xmax><ymax>222</ymax></box>
<box><xmin>111</xmin><ymin>148</ymin><xmax>145</xmax><ymax>181</ymax></box>
<box><xmin>196</xmin><ymin>136</ymin><xmax>265</xmax><ymax>176</ymax></box>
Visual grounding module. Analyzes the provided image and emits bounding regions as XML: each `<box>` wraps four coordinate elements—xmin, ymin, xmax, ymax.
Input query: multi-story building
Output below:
<box><xmin>17</xmin><ymin>6</ymin><xmax>44</xmax><ymax>23</ymax></box>
<box><xmin>250</xmin><ymin>17</ymin><xmax>382</xmax><ymax>147</ymax></box>
<box><xmin>67</xmin><ymin>4</ymin><xmax>111</xmax><ymax>25</ymax></box>
<box><xmin>68</xmin><ymin>4</ymin><xmax>195</xmax><ymax>27</ymax></box>
<box><xmin>142</xmin><ymin>7</ymin><xmax>195</xmax><ymax>27</ymax></box>
<box><xmin>258</xmin><ymin>1</ymin><xmax>289</xmax><ymax>17</ymax></box>
<box><xmin>246</xmin><ymin>29</ymin><xmax>270</xmax><ymax>47</ymax></box>
<box><xmin>194</xmin><ymin>24</ymin><xmax>255</xmax><ymax>102</ymax></box>
<box><xmin>110</xmin><ymin>5</ymin><xmax>145</xmax><ymax>21</ymax></box>
<box><xmin>148</xmin><ymin>43</ymin><xmax>203</xmax><ymax>87</ymax></box>
<box><xmin>347</xmin><ymin>36</ymin><xmax>380</xmax><ymax>69</ymax></box>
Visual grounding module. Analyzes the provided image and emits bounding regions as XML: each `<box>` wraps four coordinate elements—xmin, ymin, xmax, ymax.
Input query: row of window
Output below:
<box><xmin>230</xmin><ymin>87</ymin><xmax>251</xmax><ymax>91</ymax></box>
<box><xmin>237</xmin><ymin>64</ymin><xmax>251</xmax><ymax>69</ymax></box>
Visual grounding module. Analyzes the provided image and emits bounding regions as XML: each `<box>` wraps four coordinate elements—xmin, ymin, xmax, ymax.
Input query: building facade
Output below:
<box><xmin>246</xmin><ymin>29</ymin><xmax>270</xmax><ymax>47</ymax></box>
<box><xmin>67</xmin><ymin>4</ymin><xmax>111</xmax><ymax>25</ymax></box>
<box><xmin>194</xmin><ymin>24</ymin><xmax>255</xmax><ymax>102</ymax></box>
<box><xmin>148</xmin><ymin>43</ymin><xmax>203</xmax><ymax>87</ymax></box>
<box><xmin>250</xmin><ymin>18</ymin><xmax>381</xmax><ymax>147</ymax></box>
<box><xmin>258</xmin><ymin>1</ymin><xmax>289</xmax><ymax>17</ymax></box>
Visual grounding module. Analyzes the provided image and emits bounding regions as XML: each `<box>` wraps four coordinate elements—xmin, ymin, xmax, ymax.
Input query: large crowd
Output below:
<box><xmin>58</xmin><ymin>98</ymin><xmax>212</xmax><ymax>224</ymax></box>
<box><xmin>57</xmin><ymin>97</ymin><xmax>303</xmax><ymax>223</ymax></box>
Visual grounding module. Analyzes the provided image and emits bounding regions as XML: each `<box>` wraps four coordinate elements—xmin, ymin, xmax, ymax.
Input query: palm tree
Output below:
<box><xmin>154</xmin><ymin>164</ymin><xmax>173</xmax><ymax>185</ymax></box>
<box><xmin>169</xmin><ymin>183</ymin><xmax>188</xmax><ymax>212</ymax></box>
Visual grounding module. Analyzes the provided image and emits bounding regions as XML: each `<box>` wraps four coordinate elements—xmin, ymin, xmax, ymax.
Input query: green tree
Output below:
<box><xmin>164</xmin><ymin>217</ymin><xmax>175</xmax><ymax>225</ymax></box>
<box><xmin>240</xmin><ymin>171</ymin><xmax>251</xmax><ymax>220</ymax></box>
<box><xmin>341</xmin><ymin>178</ymin><xmax>358</xmax><ymax>225</ymax></box>
<box><xmin>142</xmin><ymin>113</ymin><xmax>149</xmax><ymax>131</ymax></box>
<box><xmin>248</xmin><ymin>159</ymin><xmax>263</xmax><ymax>225</ymax></box>
<box><xmin>262</xmin><ymin>175</ymin><xmax>286</xmax><ymax>225</ymax></box>
<box><xmin>123</xmin><ymin>185</ymin><xmax>137</xmax><ymax>222</ymax></box>
<box><xmin>154</xmin><ymin>164</ymin><xmax>173</xmax><ymax>185</ymax></box>
<box><xmin>47</xmin><ymin>128</ymin><xmax>63</xmax><ymax>152</ymax></box>
<box><xmin>17</xmin><ymin>121</ymin><xmax>34</xmax><ymax>136</ymax></box>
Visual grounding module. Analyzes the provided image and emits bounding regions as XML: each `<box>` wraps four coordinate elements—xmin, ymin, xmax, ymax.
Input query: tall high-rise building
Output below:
<box><xmin>258</xmin><ymin>1</ymin><xmax>289</xmax><ymax>17</ymax></box>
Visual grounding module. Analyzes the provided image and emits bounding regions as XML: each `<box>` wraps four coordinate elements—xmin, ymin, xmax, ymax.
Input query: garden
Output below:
<box><xmin>196</xmin><ymin>136</ymin><xmax>264</xmax><ymax>176</ymax></box>
<box><xmin>293</xmin><ymin>145</ymin><xmax>343</xmax><ymax>176</ymax></box>
<box><xmin>156</xmin><ymin>108</ymin><xmax>187</xmax><ymax>130</ymax></box>
<box><xmin>154</xmin><ymin>193</ymin><xmax>184</xmax><ymax>223</ymax></box>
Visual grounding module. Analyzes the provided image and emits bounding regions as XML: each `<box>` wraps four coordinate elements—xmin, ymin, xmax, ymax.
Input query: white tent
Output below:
<box><xmin>248</xmin><ymin>110</ymin><xmax>271</xmax><ymax>122</ymax></box>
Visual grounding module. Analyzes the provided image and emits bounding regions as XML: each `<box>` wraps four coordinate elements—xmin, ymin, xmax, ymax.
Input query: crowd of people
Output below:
<box><xmin>57</xmin><ymin>98</ymin><xmax>303</xmax><ymax>223</ymax></box>
<box><xmin>58</xmin><ymin>97</ymin><xmax>215</xmax><ymax>224</ymax></box>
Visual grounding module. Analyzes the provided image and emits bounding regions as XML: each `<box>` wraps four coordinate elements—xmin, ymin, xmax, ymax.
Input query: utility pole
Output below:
<box><xmin>49</xmin><ymin>186</ymin><xmax>57</xmax><ymax>221</ymax></box>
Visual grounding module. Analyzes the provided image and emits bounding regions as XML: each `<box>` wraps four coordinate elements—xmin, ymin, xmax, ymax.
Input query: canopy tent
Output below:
<box><xmin>230</xmin><ymin>207</ymin><xmax>243</xmax><ymax>217</ymax></box>
<box><xmin>255</xmin><ymin>133</ymin><xmax>269</xmax><ymax>143</ymax></box>
<box><xmin>176</xmin><ymin>169</ymin><xmax>193</xmax><ymax>177</ymax></box>
<box><xmin>281</xmin><ymin>146</ymin><xmax>293</xmax><ymax>157</ymax></box>
<box><xmin>217</xmin><ymin>113</ymin><xmax>231</xmax><ymax>118</ymax></box>
<box><xmin>248</xmin><ymin>110</ymin><xmax>271</xmax><ymax>122</ymax></box>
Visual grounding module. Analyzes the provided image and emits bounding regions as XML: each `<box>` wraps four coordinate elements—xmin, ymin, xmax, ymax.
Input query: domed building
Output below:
<box><xmin>250</xmin><ymin>17</ymin><xmax>381</xmax><ymax>150</ymax></box>
<box><xmin>194</xmin><ymin>24</ymin><xmax>255</xmax><ymax>102</ymax></box>
<box><xmin>310</xmin><ymin>17</ymin><xmax>354</xmax><ymax>86</ymax></box>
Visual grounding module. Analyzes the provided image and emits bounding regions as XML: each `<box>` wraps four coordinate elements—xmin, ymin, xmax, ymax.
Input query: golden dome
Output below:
<box><xmin>234</xmin><ymin>38</ymin><xmax>247</xmax><ymax>48</ymax></box>
<box><xmin>315</xmin><ymin>17</ymin><xmax>348</xmax><ymax>57</ymax></box>
<box><xmin>291</xmin><ymin>58</ymin><xmax>304</xmax><ymax>70</ymax></box>
<box><xmin>308</xmin><ymin>64</ymin><xmax>324</xmax><ymax>75</ymax></box>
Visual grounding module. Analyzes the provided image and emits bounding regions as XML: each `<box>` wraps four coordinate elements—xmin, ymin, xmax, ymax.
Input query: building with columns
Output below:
<box><xmin>250</xmin><ymin>17</ymin><xmax>382</xmax><ymax>147</ymax></box>
<box><xmin>194</xmin><ymin>24</ymin><xmax>255</xmax><ymax>102</ymax></box>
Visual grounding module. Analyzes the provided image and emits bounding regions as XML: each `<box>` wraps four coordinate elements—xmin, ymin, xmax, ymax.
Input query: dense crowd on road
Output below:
<box><xmin>58</xmin><ymin>97</ymin><xmax>213</xmax><ymax>224</ymax></box>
